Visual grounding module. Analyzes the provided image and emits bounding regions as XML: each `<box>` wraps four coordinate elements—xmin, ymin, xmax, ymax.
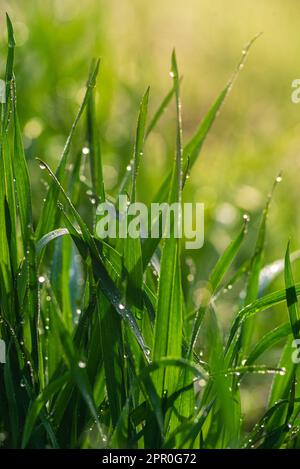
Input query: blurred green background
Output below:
<box><xmin>1</xmin><ymin>0</ymin><xmax>300</xmax><ymax>425</ymax></box>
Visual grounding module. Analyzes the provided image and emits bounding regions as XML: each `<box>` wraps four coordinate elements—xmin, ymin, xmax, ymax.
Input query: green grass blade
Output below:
<box><xmin>209</xmin><ymin>216</ymin><xmax>249</xmax><ymax>292</ymax></box>
<box><xmin>245</xmin><ymin>323</ymin><xmax>291</xmax><ymax>366</ymax></box>
<box><xmin>124</xmin><ymin>88</ymin><xmax>149</xmax><ymax>318</ymax></box>
<box><xmin>152</xmin><ymin>51</ymin><xmax>183</xmax><ymax>397</ymax></box>
<box><xmin>146</xmin><ymin>81</ymin><xmax>179</xmax><ymax>138</ymax></box>
<box><xmin>86</xmin><ymin>62</ymin><xmax>105</xmax><ymax>210</ymax></box>
<box><xmin>226</xmin><ymin>282</ymin><xmax>300</xmax><ymax>352</ymax></box>
<box><xmin>241</xmin><ymin>175</ymin><xmax>281</xmax><ymax>354</ymax></box>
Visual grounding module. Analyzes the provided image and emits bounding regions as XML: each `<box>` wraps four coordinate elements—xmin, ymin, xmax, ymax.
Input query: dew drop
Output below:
<box><xmin>38</xmin><ymin>275</ymin><xmax>45</xmax><ymax>284</ymax></box>
<box><xmin>39</xmin><ymin>162</ymin><xmax>46</xmax><ymax>170</ymax></box>
<box><xmin>82</xmin><ymin>147</ymin><xmax>90</xmax><ymax>155</ymax></box>
<box><xmin>118</xmin><ymin>303</ymin><xmax>125</xmax><ymax>310</ymax></box>
<box><xmin>78</xmin><ymin>361</ymin><xmax>86</xmax><ymax>369</ymax></box>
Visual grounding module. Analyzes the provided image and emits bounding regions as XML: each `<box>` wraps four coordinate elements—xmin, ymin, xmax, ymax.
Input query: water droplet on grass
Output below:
<box><xmin>82</xmin><ymin>147</ymin><xmax>90</xmax><ymax>155</ymax></box>
<box><xmin>187</xmin><ymin>273</ymin><xmax>194</xmax><ymax>282</ymax></box>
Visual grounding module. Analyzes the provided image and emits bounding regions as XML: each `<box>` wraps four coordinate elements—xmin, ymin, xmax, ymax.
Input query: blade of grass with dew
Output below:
<box><xmin>269</xmin><ymin>337</ymin><xmax>295</xmax><ymax>407</ymax></box>
<box><xmin>118</xmin><ymin>82</ymin><xmax>176</xmax><ymax>196</ymax></box>
<box><xmin>245</xmin><ymin>322</ymin><xmax>291</xmax><ymax>366</ymax></box>
<box><xmin>21</xmin><ymin>235</ymin><xmax>39</xmax><ymax>368</ymax></box>
<box><xmin>86</xmin><ymin>61</ymin><xmax>105</xmax><ymax>214</ymax></box>
<box><xmin>146</xmin><ymin>80</ymin><xmax>181</xmax><ymax>139</ymax></box>
<box><xmin>225</xmin><ymin>280</ymin><xmax>300</xmax><ymax>355</ymax></box>
<box><xmin>152</xmin><ymin>51</ymin><xmax>183</xmax><ymax>398</ymax></box>
<box><xmin>240</xmin><ymin>175</ymin><xmax>281</xmax><ymax>355</ymax></box>
<box><xmin>11</xmin><ymin>76</ymin><xmax>33</xmax><ymax>253</ymax></box>
<box><xmin>124</xmin><ymin>87</ymin><xmax>149</xmax><ymax>321</ymax></box>
<box><xmin>0</xmin><ymin>16</ymin><xmax>19</xmax><ymax>291</ymax></box>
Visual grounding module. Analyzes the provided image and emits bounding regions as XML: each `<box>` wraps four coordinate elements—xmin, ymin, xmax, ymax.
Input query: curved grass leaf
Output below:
<box><xmin>245</xmin><ymin>323</ymin><xmax>291</xmax><ymax>366</ymax></box>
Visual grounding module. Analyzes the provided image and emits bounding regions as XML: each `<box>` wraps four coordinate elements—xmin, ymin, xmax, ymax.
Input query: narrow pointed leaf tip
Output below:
<box><xmin>6</xmin><ymin>14</ymin><xmax>15</xmax><ymax>47</ymax></box>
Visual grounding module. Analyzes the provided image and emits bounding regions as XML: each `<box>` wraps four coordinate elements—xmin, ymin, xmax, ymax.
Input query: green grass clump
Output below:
<box><xmin>0</xmin><ymin>16</ymin><xmax>300</xmax><ymax>449</ymax></box>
